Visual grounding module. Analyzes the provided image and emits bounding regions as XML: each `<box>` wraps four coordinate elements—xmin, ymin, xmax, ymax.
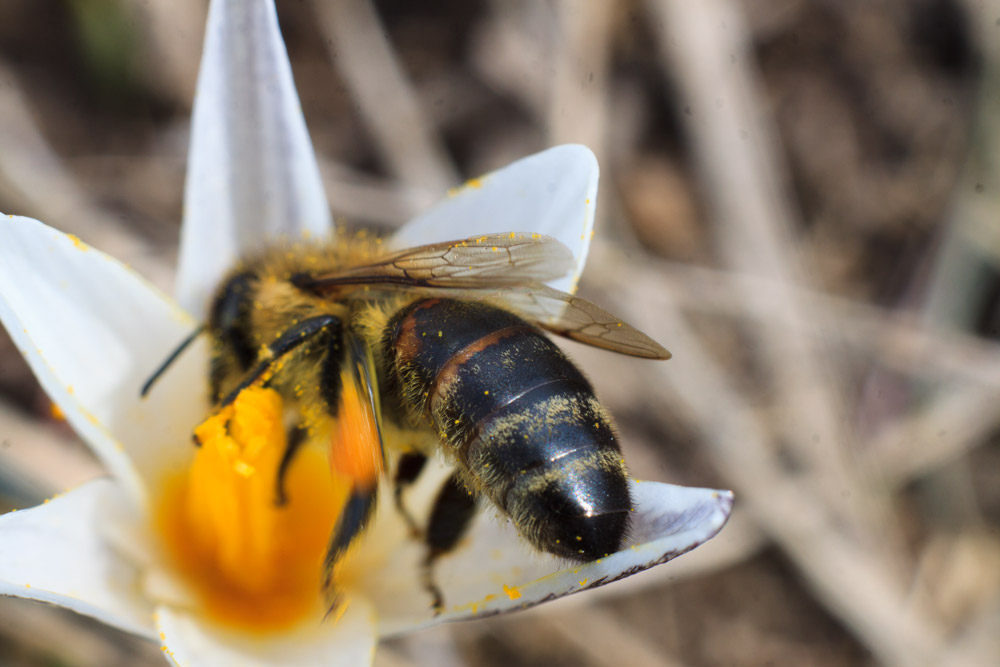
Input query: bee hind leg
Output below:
<box><xmin>422</xmin><ymin>472</ymin><xmax>479</xmax><ymax>614</ymax></box>
<box><xmin>322</xmin><ymin>484</ymin><xmax>378</xmax><ymax>614</ymax></box>
<box><xmin>393</xmin><ymin>451</ymin><xmax>429</xmax><ymax>537</ymax></box>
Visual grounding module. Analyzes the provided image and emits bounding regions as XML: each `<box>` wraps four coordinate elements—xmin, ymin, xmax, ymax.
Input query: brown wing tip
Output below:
<box><xmin>640</xmin><ymin>345</ymin><xmax>671</xmax><ymax>361</ymax></box>
<box><xmin>634</xmin><ymin>334</ymin><xmax>671</xmax><ymax>360</ymax></box>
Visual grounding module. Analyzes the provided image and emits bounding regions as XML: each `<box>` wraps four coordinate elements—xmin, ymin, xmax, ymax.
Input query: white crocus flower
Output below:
<box><xmin>0</xmin><ymin>1</ymin><xmax>733</xmax><ymax>665</ymax></box>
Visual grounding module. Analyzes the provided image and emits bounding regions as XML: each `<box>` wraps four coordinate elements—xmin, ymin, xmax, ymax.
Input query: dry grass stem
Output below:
<box><xmin>0</xmin><ymin>60</ymin><xmax>173</xmax><ymax>290</ymax></box>
<box><xmin>648</xmin><ymin>0</ymin><xmax>897</xmax><ymax>551</ymax></box>
<box><xmin>312</xmin><ymin>0</ymin><xmax>457</xmax><ymax>193</ymax></box>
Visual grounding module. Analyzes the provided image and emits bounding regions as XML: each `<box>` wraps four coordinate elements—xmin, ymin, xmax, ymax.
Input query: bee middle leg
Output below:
<box><xmin>274</xmin><ymin>425</ymin><xmax>307</xmax><ymax>507</ymax></box>
<box><xmin>321</xmin><ymin>483</ymin><xmax>379</xmax><ymax>614</ymax></box>
<box><xmin>423</xmin><ymin>471</ymin><xmax>479</xmax><ymax>614</ymax></box>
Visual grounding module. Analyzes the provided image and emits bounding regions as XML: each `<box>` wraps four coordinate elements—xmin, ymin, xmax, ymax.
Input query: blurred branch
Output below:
<box><xmin>639</xmin><ymin>256</ymin><xmax>1000</xmax><ymax>487</ymax></box>
<box><xmin>472</xmin><ymin>2</ymin><xmax>550</xmax><ymax>119</ymax></box>
<box><xmin>943</xmin><ymin>601</ymin><xmax>1000</xmax><ymax>666</ymax></box>
<box><xmin>312</xmin><ymin>0</ymin><xmax>458</xmax><ymax>193</ymax></box>
<box><xmin>0</xmin><ymin>403</ymin><xmax>104</xmax><ymax>500</ymax></box>
<box><xmin>647</xmin><ymin>258</ymin><xmax>1000</xmax><ymax>389</ymax></box>
<box><xmin>373</xmin><ymin>647</ymin><xmax>418</xmax><ymax>667</ymax></box>
<box><xmin>922</xmin><ymin>0</ymin><xmax>1000</xmax><ymax>329</ymax></box>
<box><xmin>591</xmin><ymin>233</ymin><xmax>990</xmax><ymax>665</ymax></box>
<box><xmin>532</xmin><ymin>607</ymin><xmax>685</xmax><ymax>667</ymax></box>
<box><xmin>589</xmin><ymin>240</ymin><xmax>1000</xmax><ymax>494</ymax></box>
<box><xmin>866</xmin><ymin>384</ymin><xmax>1000</xmax><ymax>486</ymax></box>
<box><xmin>630</xmin><ymin>275</ymin><xmax>950</xmax><ymax>666</ymax></box>
<box><xmin>0</xmin><ymin>598</ymin><xmax>161</xmax><ymax>667</ymax></box>
<box><xmin>0</xmin><ymin>60</ymin><xmax>174</xmax><ymax>291</ymax></box>
<box><xmin>647</xmin><ymin>0</ymin><xmax>895</xmax><ymax>551</ymax></box>
<box><xmin>127</xmin><ymin>0</ymin><xmax>205</xmax><ymax>108</ymax></box>
<box><xmin>547</xmin><ymin>1</ymin><xmax>613</xmax><ymax>151</ymax></box>
<box><xmin>384</xmin><ymin>624</ymin><xmax>465</xmax><ymax>667</ymax></box>
<box><xmin>319</xmin><ymin>158</ymin><xmax>436</xmax><ymax>227</ymax></box>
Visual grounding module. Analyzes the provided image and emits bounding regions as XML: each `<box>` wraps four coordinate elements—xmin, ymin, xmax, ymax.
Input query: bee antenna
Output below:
<box><xmin>140</xmin><ymin>325</ymin><xmax>205</xmax><ymax>398</ymax></box>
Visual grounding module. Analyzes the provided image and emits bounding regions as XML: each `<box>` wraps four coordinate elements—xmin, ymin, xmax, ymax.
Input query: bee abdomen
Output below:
<box><xmin>389</xmin><ymin>298</ymin><xmax>632</xmax><ymax>561</ymax></box>
<box><xmin>475</xmin><ymin>384</ymin><xmax>631</xmax><ymax>560</ymax></box>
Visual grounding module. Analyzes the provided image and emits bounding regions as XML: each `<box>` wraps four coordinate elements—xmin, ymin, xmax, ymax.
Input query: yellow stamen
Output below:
<box><xmin>157</xmin><ymin>387</ymin><xmax>347</xmax><ymax>631</ymax></box>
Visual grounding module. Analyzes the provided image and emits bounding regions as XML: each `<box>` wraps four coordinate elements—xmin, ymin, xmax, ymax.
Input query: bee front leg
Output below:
<box><xmin>274</xmin><ymin>324</ymin><xmax>346</xmax><ymax>506</ymax></box>
<box><xmin>219</xmin><ymin>314</ymin><xmax>342</xmax><ymax>408</ymax></box>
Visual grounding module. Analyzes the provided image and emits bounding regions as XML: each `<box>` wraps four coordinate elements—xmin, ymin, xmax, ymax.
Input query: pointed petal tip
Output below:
<box><xmin>717</xmin><ymin>488</ymin><xmax>736</xmax><ymax>512</ymax></box>
<box><xmin>554</xmin><ymin>142</ymin><xmax>599</xmax><ymax>170</ymax></box>
<box><xmin>706</xmin><ymin>489</ymin><xmax>735</xmax><ymax>538</ymax></box>
<box><xmin>368</xmin><ymin>472</ymin><xmax>734</xmax><ymax>635</ymax></box>
<box><xmin>177</xmin><ymin>0</ymin><xmax>332</xmax><ymax>315</ymax></box>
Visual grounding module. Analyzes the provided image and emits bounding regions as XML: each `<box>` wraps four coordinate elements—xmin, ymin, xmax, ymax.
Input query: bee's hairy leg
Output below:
<box><xmin>219</xmin><ymin>314</ymin><xmax>342</xmax><ymax>408</ymax></box>
<box><xmin>393</xmin><ymin>451</ymin><xmax>428</xmax><ymax>537</ymax></box>
<box><xmin>322</xmin><ymin>485</ymin><xmax>378</xmax><ymax>609</ymax></box>
<box><xmin>422</xmin><ymin>472</ymin><xmax>479</xmax><ymax>614</ymax></box>
<box><xmin>274</xmin><ymin>424</ymin><xmax>308</xmax><ymax>507</ymax></box>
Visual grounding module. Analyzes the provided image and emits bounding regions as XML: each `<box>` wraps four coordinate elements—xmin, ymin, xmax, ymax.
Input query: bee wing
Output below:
<box><xmin>496</xmin><ymin>283</ymin><xmax>671</xmax><ymax>360</ymax></box>
<box><xmin>296</xmin><ymin>232</ymin><xmax>573</xmax><ymax>292</ymax></box>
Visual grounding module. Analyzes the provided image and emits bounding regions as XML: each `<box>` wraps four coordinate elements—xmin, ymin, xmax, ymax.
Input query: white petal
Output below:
<box><xmin>175</xmin><ymin>0</ymin><xmax>332</xmax><ymax>316</ymax></box>
<box><xmin>156</xmin><ymin>598</ymin><xmax>377</xmax><ymax>667</ymax></box>
<box><xmin>0</xmin><ymin>215</ymin><xmax>209</xmax><ymax>508</ymax></box>
<box><xmin>366</xmin><ymin>477</ymin><xmax>732</xmax><ymax>635</ymax></box>
<box><xmin>0</xmin><ymin>480</ymin><xmax>155</xmax><ymax>638</ymax></box>
<box><xmin>390</xmin><ymin>145</ymin><xmax>599</xmax><ymax>294</ymax></box>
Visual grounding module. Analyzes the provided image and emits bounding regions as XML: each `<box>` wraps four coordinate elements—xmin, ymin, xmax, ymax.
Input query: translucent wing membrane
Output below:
<box><xmin>497</xmin><ymin>284</ymin><xmax>671</xmax><ymax>360</ymax></box>
<box><xmin>389</xmin><ymin>145</ymin><xmax>600</xmax><ymax>296</ymax></box>
<box><xmin>293</xmin><ymin>232</ymin><xmax>668</xmax><ymax>359</ymax></box>
<box><xmin>297</xmin><ymin>233</ymin><xmax>573</xmax><ymax>291</ymax></box>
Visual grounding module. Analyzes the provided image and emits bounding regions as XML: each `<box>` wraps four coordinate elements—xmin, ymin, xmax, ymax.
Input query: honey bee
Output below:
<box><xmin>144</xmin><ymin>230</ymin><xmax>669</xmax><ymax>605</ymax></box>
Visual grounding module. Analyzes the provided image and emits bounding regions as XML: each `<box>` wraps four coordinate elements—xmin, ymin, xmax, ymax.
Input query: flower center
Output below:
<box><xmin>157</xmin><ymin>386</ymin><xmax>347</xmax><ymax>631</ymax></box>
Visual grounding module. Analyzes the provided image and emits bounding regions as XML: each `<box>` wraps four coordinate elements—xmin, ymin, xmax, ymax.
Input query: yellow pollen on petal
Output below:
<box><xmin>66</xmin><ymin>234</ymin><xmax>89</xmax><ymax>251</ymax></box>
<box><xmin>157</xmin><ymin>386</ymin><xmax>347</xmax><ymax>631</ymax></box>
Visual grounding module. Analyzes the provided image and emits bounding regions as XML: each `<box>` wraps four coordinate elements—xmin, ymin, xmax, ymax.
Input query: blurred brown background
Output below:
<box><xmin>1</xmin><ymin>0</ymin><xmax>998</xmax><ymax>665</ymax></box>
